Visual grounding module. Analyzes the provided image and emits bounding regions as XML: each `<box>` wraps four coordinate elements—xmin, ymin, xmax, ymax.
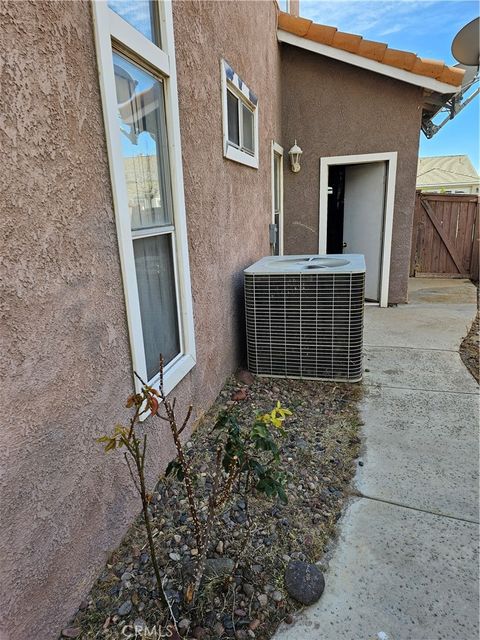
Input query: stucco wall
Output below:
<box><xmin>0</xmin><ymin>1</ymin><xmax>281</xmax><ymax>638</ymax></box>
<box><xmin>281</xmin><ymin>45</ymin><xmax>423</xmax><ymax>303</ymax></box>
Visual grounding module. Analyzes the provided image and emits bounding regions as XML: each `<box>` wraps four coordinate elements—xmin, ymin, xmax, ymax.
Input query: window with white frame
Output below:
<box><xmin>92</xmin><ymin>0</ymin><xmax>195</xmax><ymax>398</ymax></box>
<box><xmin>221</xmin><ymin>60</ymin><xmax>259</xmax><ymax>169</ymax></box>
<box><xmin>277</xmin><ymin>0</ymin><xmax>291</xmax><ymax>12</ymax></box>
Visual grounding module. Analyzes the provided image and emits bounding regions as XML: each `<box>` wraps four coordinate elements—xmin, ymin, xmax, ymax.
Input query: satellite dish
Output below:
<box><xmin>455</xmin><ymin>63</ymin><xmax>479</xmax><ymax>88</ymax></box>
<box><xmin>451</xmin><ymin>17</ymin><xmax>480</xmax><ymax>67</ymax></box>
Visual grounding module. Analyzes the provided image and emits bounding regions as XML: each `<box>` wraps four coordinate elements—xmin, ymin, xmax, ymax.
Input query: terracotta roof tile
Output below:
<box><xmin>277</xmin><ymin>11</ymin><xmax>463</xmax><ymax>87</ymax></box>
<box><xmin>382</xmin><ymin>48</ymin><xmax>417</xmax><ymax>71</ymax></box>
<box><xmin>305</xmin><ymin>23</ymin><xmax>337</xmax><ymax>46</ymax></box>
<box><xmin>277</xmin><ymin>12</ymin><xmax>311</xmax><ymax>37</ymax></box>
<box><xmin>331</xmin><ymin>31</ymin><xmax>363</xmax><ymax>54</ymax></box>
<box><xmin>438</xmin><ymin>65</ymin><xmax>465</xmax><ymax>86</ymax></box>
<box><xmin>357</xmin><ymin>39</ymin><xmax>388</xmax><ymax>62</ymax></box>
<box><xmin>411</xmin><ymin>57</ymin><xmax>446</xmax><ymax>79</ymax></box>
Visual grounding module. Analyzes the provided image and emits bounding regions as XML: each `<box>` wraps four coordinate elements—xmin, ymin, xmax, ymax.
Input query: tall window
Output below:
<box><xmin>93</xmin><ymin>1</ymin><xmax>195</xmax><ymax>397</ymax></box>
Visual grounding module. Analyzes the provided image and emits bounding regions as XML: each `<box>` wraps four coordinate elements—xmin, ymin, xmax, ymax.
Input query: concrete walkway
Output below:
<box><xmin>276</xmin><ymin>279</ymin><xmax>479</xmax><ymax>640</ymax></box>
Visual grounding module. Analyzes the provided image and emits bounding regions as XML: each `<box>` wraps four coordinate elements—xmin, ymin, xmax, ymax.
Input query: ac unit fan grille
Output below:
<box><xmin>245</xmin><ymin>272</ymin><xmax>365</xmax><ymax>381</ymax></box>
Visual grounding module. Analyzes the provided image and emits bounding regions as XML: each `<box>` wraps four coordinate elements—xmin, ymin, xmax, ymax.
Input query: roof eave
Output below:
<box><xmin>278</xmin><ymin>30</ymin><xmax>461</xmax><ymax>94</ymax></box>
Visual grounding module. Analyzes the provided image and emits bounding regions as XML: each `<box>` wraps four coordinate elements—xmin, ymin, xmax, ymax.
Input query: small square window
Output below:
<box><xmin>221</xmin><ymin>60</ymin><xmax>258</xmax><ymax>169</ymax></box>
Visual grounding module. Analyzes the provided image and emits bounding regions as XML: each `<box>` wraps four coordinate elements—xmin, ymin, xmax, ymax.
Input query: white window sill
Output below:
<box><xmin>224</xmin><ymin>144</ymin><xmax>258</xmax><ymax>169</ymax></box>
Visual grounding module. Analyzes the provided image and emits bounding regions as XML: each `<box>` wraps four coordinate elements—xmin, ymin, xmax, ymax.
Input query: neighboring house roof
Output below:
<box><xmin>277</xmin><ymin>12</ymin><xmax>464</xmax><ymax>93</ymax></box>
<box><xmin>417</xmin><ymin>155</ymin><xmax>480</xmax><ymax>188</ymax></box>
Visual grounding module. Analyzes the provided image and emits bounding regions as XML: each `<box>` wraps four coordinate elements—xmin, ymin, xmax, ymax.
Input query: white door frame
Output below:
<box><xmin>319</xmin><ymin>151</ymin><xmax>397</xmax><ymax>308</ymax></box>
<box><xmin>271</xmin><ymin>141</ymin><xmax>284</xmax><ymax>255</ymax></box>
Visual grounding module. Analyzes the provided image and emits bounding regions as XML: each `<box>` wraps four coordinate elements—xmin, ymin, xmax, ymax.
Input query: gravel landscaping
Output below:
<box><xmin>61</xmin><ymin>373</ymin><xmax>362</xmax><ymax>640</ymax></box>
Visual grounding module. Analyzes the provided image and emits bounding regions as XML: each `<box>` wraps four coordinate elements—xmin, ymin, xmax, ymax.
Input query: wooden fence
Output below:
<box><xmin>410</xmin><ymin>192</ymin><xmax>479</xmax><ymax>281</ymax></box>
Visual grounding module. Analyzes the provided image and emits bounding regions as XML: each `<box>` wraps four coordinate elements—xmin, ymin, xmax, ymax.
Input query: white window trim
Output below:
<box><xmin>92</xmin><ymin>0</ymin><xmax>196</xmax><ymax>401</ymax></box>
<box><xmin>221</xmin><ymin>60</ymin><xmax>259</xmax><ymax>169</ymax></box>
<box><xmin>271</xmin><ymin>141</ymin><xmax>284</xmax><ymax>255</ymax></box>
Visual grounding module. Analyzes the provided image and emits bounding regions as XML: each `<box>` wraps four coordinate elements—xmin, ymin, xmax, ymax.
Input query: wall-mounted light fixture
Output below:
<box><xmin>288</xmin><ymin>140</ymin><xmax>303</xmax><ymax>173</ymax></box>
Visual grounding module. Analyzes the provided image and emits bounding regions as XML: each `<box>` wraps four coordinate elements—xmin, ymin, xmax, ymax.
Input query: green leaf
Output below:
<box><xmin>165</xmin><ymin>459</ymin><xmax>184</xmax><ymax>481</ymax></box>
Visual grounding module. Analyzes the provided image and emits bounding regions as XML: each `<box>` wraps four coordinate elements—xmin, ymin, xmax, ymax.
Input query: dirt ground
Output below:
<box><xmin>61</xmin><ymin>374</ymin><xmax>363</xmax><ymax>640</ymax></box>
<box><xmin>460</xmin><ymin>309</ymin><xmax>479</xmax><ymax>383</ymax></box>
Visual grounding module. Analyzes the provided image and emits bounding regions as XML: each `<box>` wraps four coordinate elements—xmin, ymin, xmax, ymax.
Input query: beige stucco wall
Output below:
<box><xmin>0</xmin><ymin>1</ymin><xmax>281</xmax><ymax>638</ymax></box>
<box><xmin>280</xmin><ymin>45</ymin><xmax>423</xmax><ymax>303</ymax></box>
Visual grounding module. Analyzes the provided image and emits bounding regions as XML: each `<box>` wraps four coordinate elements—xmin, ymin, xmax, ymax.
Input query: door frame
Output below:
<box><xmin>271</xmin><ymin>141</ymin><xmax>284</xmax><ymax>255</ymax></box>
<box><xmin>319</xmin><ymin>151</ymin><xmax>397</xmax><ymax>307</ymax></box>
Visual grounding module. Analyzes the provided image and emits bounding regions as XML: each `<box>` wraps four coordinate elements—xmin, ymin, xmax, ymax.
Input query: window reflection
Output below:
<box><xmin>113</xmin><ymin>53</ymin><xmax>173</xmax><ymax>230</ymax></box>
<box><xmin>108</xmin><ymin>0</ymin><xmax>160</xmax><ymax>46</ymax></box>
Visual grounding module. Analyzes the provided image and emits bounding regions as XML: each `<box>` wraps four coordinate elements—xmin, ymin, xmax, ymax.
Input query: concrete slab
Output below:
<box><xmin>408</xmin><ymin>278</ymin><xmax>477</xmax><ymax>305</ymax></box>
<box><xmin>276</xmin><ymin>278</ymin><xmax>479</xmax><ymax>640</ymax></box>
<box><xmin>275</xmin><ymin>498</ymin><xmax>479</xmax><ymax>640</ymax></box>
<box><xmin>356</xmin><ymin>386</ymin><xmax>479</xmax><ymax>521</ymax></box>
<box><xmin>364</xmin><ymin>304</ymin><xmax>476</xmax><ymax>351</ymax></box>
<box><xmin>364</xmin><ymin>346</ymin><xmax>479</xmax><ymax>394</ymax></box>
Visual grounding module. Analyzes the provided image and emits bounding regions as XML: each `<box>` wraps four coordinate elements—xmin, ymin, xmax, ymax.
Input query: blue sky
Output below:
<box><xmin>300</xmin><ymin>1</ymin><xmax>479</xmax><ymax>170</ymax></box>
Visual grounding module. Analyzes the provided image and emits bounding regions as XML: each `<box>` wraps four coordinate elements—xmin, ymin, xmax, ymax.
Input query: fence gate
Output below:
<box><xmin>410</xmin><ymin>192</ymin><xmax>479</xmax><ymax>280</ymax></box>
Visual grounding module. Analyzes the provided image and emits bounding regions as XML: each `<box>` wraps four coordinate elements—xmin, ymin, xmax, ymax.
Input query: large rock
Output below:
<box><xmin>183</xmin><ymin>557</ymin><xmax>234</xmax><ymax>579</ymax></box>
<box><xmin>235</xmin><ymin>369</ymin><xmax>255</xmax><ymax>385</ymax></box>
<box><xmin>284</xmin><ymin>560</ymin><xmax>325</xmax><ymax>605</ymax></box>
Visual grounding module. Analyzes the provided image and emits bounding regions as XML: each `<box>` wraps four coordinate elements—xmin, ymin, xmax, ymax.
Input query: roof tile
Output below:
<box><xmin>277</xmin><ymin>11</ymin><xmax>464</xmax><ymax>87</ymax></box>
<box><xmin>278</xmin><ymin>12</ymin><xmax>311</xmax><ymax>37</ymax></box>
<box><xmin>382</xmin><ymin>48</ymin><xmax>417</xmax><ymax>71</ymax></box>
<box><xmin>331</xmin><ymin>31</ymin><xmax>363</xmax><ymax>54</ymax></box>
<box><xmin>438</xmin><ymin>65</ymin><xmax>465</xmax><ymax>86</ymax></box>
<box><xmin>411</xmin><ymin>57</ymin><xmax>445</xmax><ymax>79</ymax></box>
<box><xmin>305</xmin><ymin>23</ymin><xmax>337</xmax><ymax>46</ymax></box>
<box><xmin>357</xmin><ymin>39</ymin><xmax>388</xmax><ymax>62</ymax></box>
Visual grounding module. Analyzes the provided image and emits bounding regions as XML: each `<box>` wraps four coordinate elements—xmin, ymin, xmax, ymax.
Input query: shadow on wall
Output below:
<box><xmin>232</xmin><ymin>268</ymin><xmax>248</xmax><ymax>368</ymax></box>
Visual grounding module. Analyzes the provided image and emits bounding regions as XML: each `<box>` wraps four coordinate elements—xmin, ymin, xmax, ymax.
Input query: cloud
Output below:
<box><xmin>299</xmin><ymin>0</ymin><xmax>460</xmax><ymax>40</ymax></box>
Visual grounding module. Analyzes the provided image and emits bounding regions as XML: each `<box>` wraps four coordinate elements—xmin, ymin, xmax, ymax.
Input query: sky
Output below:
<box><xmin>299</xmin><ymin>0</ymin><xmax>480</xmax><ymax>170</ymax></box>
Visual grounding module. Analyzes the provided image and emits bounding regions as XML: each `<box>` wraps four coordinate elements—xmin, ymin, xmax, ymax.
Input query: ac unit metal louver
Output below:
<box><xmin>244</xmin><ymin>255</ymin><xmax>365</xmax><ymax>382</ymax></box>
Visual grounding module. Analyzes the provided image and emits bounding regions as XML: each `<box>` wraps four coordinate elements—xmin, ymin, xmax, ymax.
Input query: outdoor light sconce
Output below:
<box><xmin>288</xmin><ymin>140</ymin><xmax>303</xmax><ymax>173</ymax></box>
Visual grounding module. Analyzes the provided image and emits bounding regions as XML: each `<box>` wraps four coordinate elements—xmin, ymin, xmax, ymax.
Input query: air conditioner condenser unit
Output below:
<box><xmin>244</xmin><ymin>254</ymin><xmax>366</xmax><ymax>382</ymax></box>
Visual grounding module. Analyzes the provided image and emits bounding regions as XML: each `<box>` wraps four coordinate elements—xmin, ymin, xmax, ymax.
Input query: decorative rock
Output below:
<box><xmin>169</xmin><ymin>552</ymin><xmax>181</xmax><ymax>562</ymax></box>
<box><xmin>213</xmin><ymin>622</ymin><xmax>225</xmax><ymax>637</ymax></box>
<box><xmin>236</xmin><ymin>369</ymin><xmax>254</xmax><ymax>385</ymax></box>
<box><xmin>117</xmin><ymin>600</ymin><xmax>133</xmax><ymax>616</ymax></box>
<box><xmin>284</xmin><ymin>561</ymin><xmax>325</xmax><ymax>605</ymax></box>
<box><xmin>249</xmin><ymin>619</ymin><xmax>261</xmax><ymax>631</ymax></box>
<box><xmin>242</xmin><ymin>583</ymin><xmax>255</xmax><ymax>597</ymax></box>
<box><xmin>284</xmin><ymin>614</ymin><xmax>294</xmax><ymax>624</ymax></box>
<box><xmin>174</xmin><ymin>534</ymin><xmax>182</xmax><ymax>544</ymax></box>
<box><xmin>133</xmin><ymin>619</ymin><xmax>147</xmax><ymax>632</ymax></box>
<box><xmin>192</xmin><ymin>627</ymin><xmax>207</xmax><ymax>640</ymax></box>
<box><xmin>61</xmin><ymin>629</ymin><xmax>81</xmax><ymax>638</ymax></box>
<box><xmin>204</xmin><ymin>557</ymin><xmax>234</xmax><ymax>578</ymax></box>
<box><xmin>216</xmin><ymin>540</ymin><xmax>224</xmax><ymax>554</ymax></box>
<box><xmin>272</xmin><ymin>590</ymin><xmax>283</xmax><ymax>602</ymax></box>
<box><xmin>178</xmin><ymin>618</ymin><xmax>190</xmax><ymax>632</ymax></box>
<box><xmin>231</xmin><ymin>388</ymin><xmax>247</xmax><ymax>401</ymax></box>
<box><xmin>190</xmin><ymin>548</ymin><xmax>199</xmax><ymax>556</ymax></box>
<box><xmin>257</xmin><ymin>594</ymin><xmax>268</xmax><ymax>607</ymax></box>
